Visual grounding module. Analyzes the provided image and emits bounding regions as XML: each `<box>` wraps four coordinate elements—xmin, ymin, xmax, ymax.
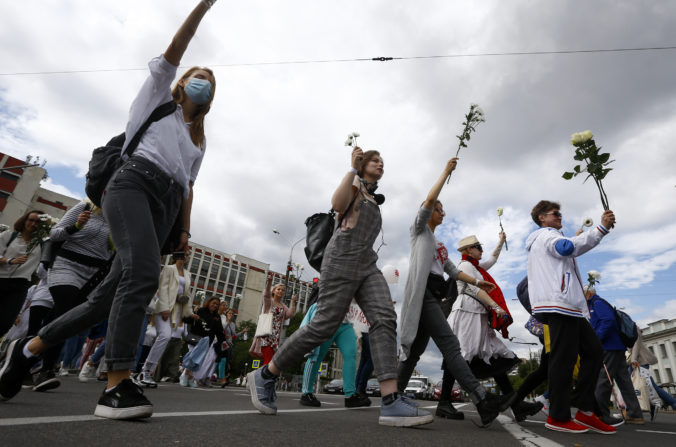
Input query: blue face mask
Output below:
<box><xmin>183</xmin><ymin>78</ymin><xmax>212</xmax><ymax>105</ymax></box>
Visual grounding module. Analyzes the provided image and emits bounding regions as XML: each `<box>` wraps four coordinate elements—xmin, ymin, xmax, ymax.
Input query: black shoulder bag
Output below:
<box><xmin>85</xmin><ymin>101</ymin><xmax>178</xmax><ymax>207</ymax></box>
<box><xmin>304</xmin><ymin>194</ymin><xmax>358</xmax><ymax>272</ymax></box>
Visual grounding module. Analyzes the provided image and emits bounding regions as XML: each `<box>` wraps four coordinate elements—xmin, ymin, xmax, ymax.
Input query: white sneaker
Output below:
<box><xmin>535</xmin><ymin>395</ymin><xmax>549</xmax><ymax>416</ymax></box>
<box><xmin>138</xmin><ymin>372</ymin><xmax>157</xmax><ymax>388</ymax></box>
<box><xmin>58</xmin><ymin>367</ymin><xmax>69</xmax><ymax>377</ymax></box>
<box><xmin>79</xmin><ymin>363</ymin><xmax>96</xmax><ymax>383</ymax></box>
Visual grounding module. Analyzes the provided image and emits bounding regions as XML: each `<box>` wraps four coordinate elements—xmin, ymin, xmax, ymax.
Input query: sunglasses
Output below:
<box><xmin>543</xmin><ymin>211</ymin><xmax>562</xmax><ymax>218</ymax></box>
<box><xmin>470</xmin><ymin>244</ymin><xmax>483</xmax><ymax>251</ymax></box>
<box><xmin>434</xmin><ymin>208</ymin><xmax>445</xmax><ymax>216</ymax></box>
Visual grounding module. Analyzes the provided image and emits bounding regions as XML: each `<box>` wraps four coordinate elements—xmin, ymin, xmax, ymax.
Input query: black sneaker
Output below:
<box><xmin>345</xmin><ymin>392</ymin><xmax>372</xmax><ymax>408</ymax></box>
<box><xmin>498</xmin><ymin>391</ymin><xmax>517</xmax><ymax>412</ymax></box>
<box><xmin>300</xmin><ymin>393</ymin><xmax>321</xmax><ymax>407</ymax></box>
<box><xmin>511</xmin><ymin>400</ymin><xmax>544</xmax><ymax>422</ymax></box>
<box><xmin>0</xmin><ymin>338</ymin><xmax>40</xmax><ymax>401</ymax></box>
<box><xmin>601</xmin><ymin>415</ymin><xmax>625</xmax><ymax>427</ymax></box>
<box><xmin>93</xmin><ymin>378</ymin><xmax>153</xmax><ymax>420</ymax></box>
<box><xmin>33</xmin><ymin>369</ymin><xmax>61</xmax><ymax>392</ymax></box>
<box><xmin>436</xmin><ymin>400</ymin><xmax>464</xmax><ymax>420</ymax></box>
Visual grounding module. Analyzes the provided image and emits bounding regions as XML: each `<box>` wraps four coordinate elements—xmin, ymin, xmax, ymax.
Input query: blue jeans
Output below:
<box><xmin>355</xmin><ymin>332</ymin><xmax>373</xmax><ymax>392</ymax></box>
<box><xmin>57</xmin><ymin>330</ymin><xmax>88</xmax><ymax>369</ymax></box>
<box><xmin>39</xmin><ymin>156</ymin><xmax>183</xmax><ymax>371</ymax></box>
<box><xmin>90</xmin><ymin>341</ymin><xmax>106</xmax><ymax>365</ymax></box>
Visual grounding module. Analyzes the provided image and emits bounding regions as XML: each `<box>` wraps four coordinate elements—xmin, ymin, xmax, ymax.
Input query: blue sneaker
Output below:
<box><xmin>247</xmin><ymin>369</ymin><xmax>277</xmax><ymax>415</ymax></box>
<box><xmin>379</xmin><ymin>396</ymin><xmax>434</xmax><ymax>427</ymax></box>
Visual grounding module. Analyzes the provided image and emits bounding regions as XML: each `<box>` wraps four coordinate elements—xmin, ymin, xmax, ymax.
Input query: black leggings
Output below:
<box><xmin>43</xmin><ymin>285</ymin><xmax>87</xmax><ymax>370</ymax></box>
<box><xmin>27</xmin><ymin>305</ymin><xmax>53</xmax><ymax>337</ymax></box>
<box><xmin>0</xmin><ymin>278</ymin><xmax>31</xmax><ymax>336</ymax></box>
<box><xmin>516</xmin><ymin>347</ymin><xmax>549</xmax><ymax>401</ymax></box>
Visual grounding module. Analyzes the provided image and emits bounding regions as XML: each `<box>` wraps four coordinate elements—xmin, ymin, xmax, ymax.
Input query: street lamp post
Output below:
<box><xmin>273</xmin><ymin>229</ymin><xmax>305</xmax><ymax>302</ymax></box>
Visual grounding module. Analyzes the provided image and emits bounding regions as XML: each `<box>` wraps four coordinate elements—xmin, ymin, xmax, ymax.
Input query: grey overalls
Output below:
<box><xmin>273</xmin><ymin>188</ymin><xmax>398</xmax><ymax>382</ymax></box>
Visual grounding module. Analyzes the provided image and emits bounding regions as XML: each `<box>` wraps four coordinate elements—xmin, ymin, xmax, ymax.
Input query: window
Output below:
<box><xmin>666</xmin><ymin>368</ymin><xmax>674</xmax><ymax>383</ymax></box>
<box><xmin>654</xmin><ymin>370</ymin><xmax>661</xmax><ymax>383</ymax></box>
<box><xmin>208</xmin><ymin>279</ymin><xmax>215</xmax><ymax>289</ymax></box>
<box><xmin>219</xmin><ymin>267</ymin><xmax>229</xmax><ymax>282</ymax></box>
<box><xmin>660</xmin><ymin>344</ymin><xmax>668</xmax><ymax>359</ymax></box>
<box><xmin>648</xmin><ymin>346</ymin><xmax>655</xmax><ymax>355</ymax></box>
<box><xmin>200</xmin><ymin>263</ymin><xmax>209</xmax><ymax>277</ymax></box>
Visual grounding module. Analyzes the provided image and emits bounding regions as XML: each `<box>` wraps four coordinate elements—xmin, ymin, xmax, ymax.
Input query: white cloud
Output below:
<box><xmin>40</xmin><ymin>178</ymin><xmax>82</xmax><ymax>200</ymax></box>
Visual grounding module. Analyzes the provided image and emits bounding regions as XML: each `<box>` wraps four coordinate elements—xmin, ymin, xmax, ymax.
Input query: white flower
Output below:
<box><xmin>570</xmin><ymin>130</ymin><xmax>594</xmax><ymax>145</ymax></box>
<box><xmin>582</xmin><ymin>217</ymin><xmax>593</xmax><ymax>227</ymax></box>
<box><xmin>588</xmin><ymin>270</ymin><xmax>601</xmax><ymax>280</ymax></box>
<box><xmin>496</xmin><ymin>207</ymin><xmax>503</xmax><ymax>216</ymax></box>
<box><xmin>344</xmin><ymin>139</ymin><xmax>352</xmax><ymax>146</ymax></box>
<box><xmin>351</xmin><ymin>132</ymin><xmax>360</xmax><ymax>138</ymax></box>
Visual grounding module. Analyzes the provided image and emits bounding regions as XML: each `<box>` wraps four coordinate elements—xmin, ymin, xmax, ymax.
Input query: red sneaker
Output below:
<box><xmin>545</xmin><ymin>417</ymin><xmax>589</xmax><ymax>433</ymax></box>
<box><xmin>573</xmin><ymin>411</ymin><xmax>616</xmax><ymax>435</ymax></box>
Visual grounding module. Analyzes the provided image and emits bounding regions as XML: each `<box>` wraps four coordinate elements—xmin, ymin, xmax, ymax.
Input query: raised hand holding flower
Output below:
<box><xmin>563</xmin><ymin>130</ymin><xmax>614</xmax><ymax>214</ymax></box>
<box><xmin>447</xmin><ymin>104</ymin><xmax>485</xmax><ymax>183</ymax></box>
<box><xmin>496</xmin><ymin>207</ymin><xmax>508</xmax><ymax>251</ymax></box>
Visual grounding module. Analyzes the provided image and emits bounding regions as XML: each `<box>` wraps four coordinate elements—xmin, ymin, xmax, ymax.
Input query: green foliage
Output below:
<box><xmin>563</xmin><ymin>138</ymin><xmax>614</xmax><ymax>211</ymax></box>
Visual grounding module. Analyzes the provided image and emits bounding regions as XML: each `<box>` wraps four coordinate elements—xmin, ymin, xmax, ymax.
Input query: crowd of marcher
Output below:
<box><xmin>1</xmin><ymin>0</ymin><xmax>675</xmax><ymax>437</ymax></box>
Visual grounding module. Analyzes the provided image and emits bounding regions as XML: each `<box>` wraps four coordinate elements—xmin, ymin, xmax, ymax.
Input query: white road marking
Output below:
<box><xmin>0</xmin><ymin>406</ymin><xmax>376</xmax><ymax>427</ymax></box>
<box><xmin>497</xmin><ymin>415</ymin><xmax>564</xmax><ymax>447</ymax></box>
<box><xmin>636</xmin><ymin>429</ymin><xmax>676</xmax><ymax>435</ymax></box>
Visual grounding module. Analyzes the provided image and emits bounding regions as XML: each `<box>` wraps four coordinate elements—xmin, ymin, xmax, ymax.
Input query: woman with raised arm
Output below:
<box><xmin>397</xmin><ymin>159</ymin><xmax>515</xmax><ymax>427</ymax></box>
<box><xmin>247</xmin><ymin>146</ymin><xmax>435</xmax><ymax>428</ymax></box>
<box><xmin>0</xmin><ymin>1</ymin><xmax>218</xmax><ymax>420</ymax></box>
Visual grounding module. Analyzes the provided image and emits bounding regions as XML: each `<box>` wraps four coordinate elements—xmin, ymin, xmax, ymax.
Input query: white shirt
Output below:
<box><xmin>123</xmin><ymin>55</ymin><xmax>206</xmax><ymax>198</ymax></box>
<box><xmin>0</xmin><ymin>231</ymin><xmax>42</xmax><ymax>281</ymax></box>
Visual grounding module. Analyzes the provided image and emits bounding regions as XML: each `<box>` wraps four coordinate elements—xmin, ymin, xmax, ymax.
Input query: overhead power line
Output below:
<box><xmin>1</xmin><ymin>45</ymin><xmax>676</xmax><ymax>77</ymax></box>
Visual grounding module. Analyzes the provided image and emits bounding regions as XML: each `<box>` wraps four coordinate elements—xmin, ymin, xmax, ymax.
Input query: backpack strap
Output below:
<box><xmin>123</xmin><ymin>101</ymin><xmax>178</xmax><ymax>159</ymax></box>
<box><xmin>2</xmin><ymin>231</ymin><xmax>19</xmax><ymax>257</ymax></box>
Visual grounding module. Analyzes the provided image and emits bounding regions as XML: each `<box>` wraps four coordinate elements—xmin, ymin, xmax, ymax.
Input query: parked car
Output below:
<box><xmin>323</xmin><ymin>379</ymin><xmax>344</xmax><ymax>394</ymax></box>
<box><xmin>404</xmin><ymin>380</ymin><xmax>427</xmax><ymax>399</ymax></box>
<box><xmin>432</xmin><ymin>380</ymin><xmax>464</xmax><ymax>402</ymax></box>
<box><xmin>365</xmin><ymin>378</ymin><xmax>380</xmax><ymax>397</ymax></box>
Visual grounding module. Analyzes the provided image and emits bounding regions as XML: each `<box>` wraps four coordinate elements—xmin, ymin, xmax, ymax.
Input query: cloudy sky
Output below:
<box><xmin>2</xmin><ymin>0</ymin><xmax>676</xmax><ymax>380</ymax></box>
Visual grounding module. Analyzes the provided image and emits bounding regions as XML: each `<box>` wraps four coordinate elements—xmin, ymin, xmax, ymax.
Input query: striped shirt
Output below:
<box><xmin>48</xmin><ymin>201</ymin><xmax>112</xmax><ymax>289</ymax></box>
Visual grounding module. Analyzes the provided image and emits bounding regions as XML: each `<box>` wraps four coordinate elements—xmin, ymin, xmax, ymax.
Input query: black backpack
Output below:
<box><xmin>85</xmin><ymin>101</ymin><xmax>177</xmax><ymax>207</ymax></box>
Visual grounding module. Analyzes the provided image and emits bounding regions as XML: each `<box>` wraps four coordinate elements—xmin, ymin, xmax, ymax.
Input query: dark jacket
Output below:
<box><xmin>191</xmin><ymin>307</ymin><xmax>225</xmax><ymax>346</ymax></box>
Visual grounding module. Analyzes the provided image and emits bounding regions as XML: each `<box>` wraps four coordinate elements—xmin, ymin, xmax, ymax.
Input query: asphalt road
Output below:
<box><xmin>1</xmin><ymin>376</ymin><xmax>675</xmax><ymax>446</ymax></box>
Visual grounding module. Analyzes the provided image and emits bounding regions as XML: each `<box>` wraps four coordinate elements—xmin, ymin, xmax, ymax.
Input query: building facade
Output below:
<box><xmin>641</xmin><ymin>318</ymin><xmax>676</xmax><ymax>384</ymax></box>
<box><xmin>178</xmin><ymin>240</ymin><xmax>314</xmax><ymax>324</ymax></box>
<box><xmin>0</xmin><ymin>152</ymin><xmax>79</xmax><ymax>226</ymax></box>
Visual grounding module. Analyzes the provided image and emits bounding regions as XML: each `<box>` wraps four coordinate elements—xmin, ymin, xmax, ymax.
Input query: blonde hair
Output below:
<box><xmin>171</xmin><ymin>66</ymin><xmax>216</xmax><ymax>149</ymax></box>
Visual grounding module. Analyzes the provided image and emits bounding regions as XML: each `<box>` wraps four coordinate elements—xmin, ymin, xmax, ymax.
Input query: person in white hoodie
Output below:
<box><xmin>526</xmin><ymin>200</ymin><xmax>615</xmax><ymax>435</ymax></box>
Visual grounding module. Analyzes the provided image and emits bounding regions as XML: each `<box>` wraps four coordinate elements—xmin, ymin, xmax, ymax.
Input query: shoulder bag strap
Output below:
<box><xmin>123</xmin><ymin>100</ymin><xmax>178</xmax><ymax>158</ymax></box>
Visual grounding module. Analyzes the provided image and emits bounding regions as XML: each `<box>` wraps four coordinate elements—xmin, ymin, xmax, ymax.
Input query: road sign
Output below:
<box><xmin>320</xmin><ymin>362</ymin><xmax>328</xmax><ymax>377</ymax></box>
<box><xmin>252</xmin><ymin>359</ymin><xmax>261</xmax><ymax>369</ymax></box>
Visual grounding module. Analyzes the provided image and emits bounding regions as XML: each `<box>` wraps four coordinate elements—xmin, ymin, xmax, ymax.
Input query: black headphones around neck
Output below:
<box><xmin>360</xmin><ymin>179</ymin><xmax>385</xmax><ymax>205</ymax></box>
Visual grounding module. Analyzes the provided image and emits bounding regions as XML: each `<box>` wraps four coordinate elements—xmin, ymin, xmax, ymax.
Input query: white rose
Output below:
<box><xmin>344</xmin><ymin>139</ymin><xmax>352</xmax><ymax>146</ymax></box>
<box><xmin>582</xmin><ymin>217</ymin><xmax>593</xmax><ymax>227</ymax></box>
<box><xmin>580</xmin><ymin>130</ymin><xmax>593</xmax><ymax>142</ymax></box>
<box><xmin>496</xmin><ymin>207</ymin><xmax>503</xmax><ymax>216</ymax></box>
<box><xmin>588</xmin><ymin>270</ymin><xmax>601</xmax><ymax>279</ymax></box>
<box><xmin>570</xmin><ymin>132</ymin><xmax>583</xmax><ymax>145</ymax></box>
<box><xmin>352</xmin><ymin>132</ymin><xmax>360</xmax><ymax>138</ymax></box>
